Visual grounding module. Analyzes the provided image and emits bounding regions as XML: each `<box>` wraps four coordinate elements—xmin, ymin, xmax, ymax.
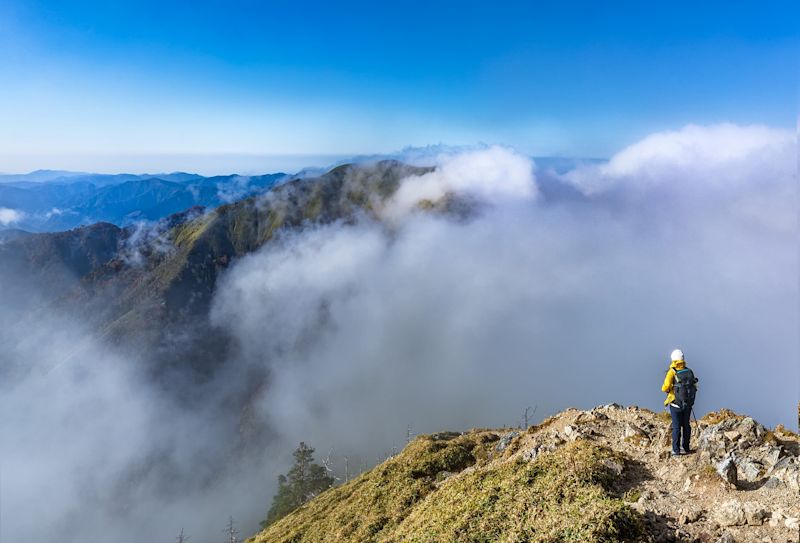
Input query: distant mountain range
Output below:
<box><xmin>0</xmin><ymin>170</ymin><xmax>287</xmax><ymax>232</ymax></box>
<box><xmin>0</xmin><ymin>157</ymin><xmax>599</xmax><ymax>233</ymax></box>
<box><xmin>0</xmin><ymin>158</ymin><xmax>592</xmax><ymax>381</ymax></box>
<box><xmin>0</xmin><ymin>161</ymin><xmax>437</xmax><ymax>379</ymax></box>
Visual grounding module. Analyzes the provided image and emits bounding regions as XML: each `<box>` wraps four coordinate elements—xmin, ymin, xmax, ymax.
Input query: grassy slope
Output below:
<box><xmin>249</xmin><ymin>432</ymin><xmax>644</xmax><ymax>543</ymax></box>
<box><xmin>92</xmin><ymin>161</ymin><xmax>432</xmax><ymax>342</ymax></box>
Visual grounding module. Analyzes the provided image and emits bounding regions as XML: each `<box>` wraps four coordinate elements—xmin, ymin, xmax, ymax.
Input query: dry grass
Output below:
<box><xmin>700</xmin><ymin>408</ymin><xmax>743</xmax><ymax>425</ymax></box>
<box><xmin>774</xmin><ymin>424</ymin><xmax>799</xmax><ymax>439</ymax></box>
<box><xmin>248</xmin><ymin>436</ymin><xmax>644</xmax><ymax>543</ymax></box>
<box><xmin>654</xmin><ymin>411</ymin><xmax>672</xmax><ymax>423</ymax></box>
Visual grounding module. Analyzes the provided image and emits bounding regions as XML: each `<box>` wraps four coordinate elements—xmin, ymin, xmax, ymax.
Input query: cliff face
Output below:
<box><xmin>249</xmin><ymin>405</ymin><xmax>800</xmax><ymax>543</ymax></box>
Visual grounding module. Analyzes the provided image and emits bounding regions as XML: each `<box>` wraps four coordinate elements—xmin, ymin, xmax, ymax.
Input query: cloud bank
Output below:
<box><xmin>212</xmin><ymin>122</ymin><xmax>797</xmax><ymax>484</ymax></box>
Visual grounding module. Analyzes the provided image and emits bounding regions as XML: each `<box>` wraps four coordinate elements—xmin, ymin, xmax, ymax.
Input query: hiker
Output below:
<box><xmin>661</xmin><ymin>349</ymin><xmax>698</xmax><ymax>456</ymax></box>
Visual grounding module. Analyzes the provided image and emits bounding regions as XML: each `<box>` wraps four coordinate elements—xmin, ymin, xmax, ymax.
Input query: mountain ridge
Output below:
<box><xmin>249</xmin><ymin>405</ymin><xmax>800</xmax><ymax>543</ymax></box>
<box><xmin>0</xmin><ymin>160</ymin><xmax>434</xmax><ymax>376</ymax></box>
<box><xmin>0</xmin><ymin>171</ymin><xmax>287</xmax><ymax>231</ymax></box>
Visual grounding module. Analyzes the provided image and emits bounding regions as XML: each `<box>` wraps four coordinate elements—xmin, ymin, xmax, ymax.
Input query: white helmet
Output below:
<box><xmin>670</xmin><ymin>349</ymin><xmax>684</xmax><ymax>361</ymax></box>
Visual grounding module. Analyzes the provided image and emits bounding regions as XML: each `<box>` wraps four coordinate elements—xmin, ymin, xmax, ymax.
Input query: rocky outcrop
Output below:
<box><xmin>698</xmin><ymin>412</ymin><xmax>800</xmax><ymax>492</ymax></box>
<box><xmin>504</xmin><ymin>405</ymin><xmax>800</xmax><ymax>543</ymax></box>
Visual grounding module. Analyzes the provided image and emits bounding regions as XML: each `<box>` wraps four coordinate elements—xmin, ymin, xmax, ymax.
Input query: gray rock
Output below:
<box><xmin>768</xmin><ymin>509</ymin><xmax>785</xmax><ymax>527</ymax></box>
<box><xmin>767</xmin><ymin>455</ymin><xmax>794</xmax><ymax>473</ymax></box>
<box><xmin>713</xmin><ymin>500</ymin><xmax>746</xmax><ymax>527</ymax></box>
<box><xmin>624</xmin><ymin>423</ymin><xmax>649</xmax><ymax>440</ymax></box>
<box><xmin>717</xmin><ymin>455</ymin><xmax>738</xmax><ymax>486</ymax></box>
<box><xmin>521</xmin><ymin>447</ymin><xmax>539</xmax><ymax>461</ymax></box>
<box><xmin>765</xmin><ymin>456</ymin><xmax>800</xmax><ymax>491</ymax></box>
<box><xmin>602</xmin><ymin>458</ymin><xmax>624</xmax><ymax>476</ymax></box>
<box><xmin>699</xmin><ymin>424</ymin><xmax>728</xmax><ymax>458</ymax></box>
<box><xmin>735</xmin><ymin>458</ymin><xmax>762</xmax><ymax>481</ymax></box>
<box><xmin>494</xmin><ymin>431</ymin><xmax>519</xmax><ymax>453</ymax></box>
<box><xmin>763</xmin><ymin>446</ymin><xmax>782</xmax><ymax>467</ymax></box>
<box><xmin>738</xmin><ymin>417</ymin><xmax>763</xmax><ymax>444</ymax></box>
<box><xmin>743</xmin><ymin>503</ymin><xmax>767</xmax><ymax>526</ymax></box>
<box><xmin>588</xmin><ymin>409</ymin><xmax>608</xmax><ymax>420</ymax></box>
<box><xmin>715</xmin><ymin>532</ymin><xmax>735</xmax><ymax>543</ymax></box>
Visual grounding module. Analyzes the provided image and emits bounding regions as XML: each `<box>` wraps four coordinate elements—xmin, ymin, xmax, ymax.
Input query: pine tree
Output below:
<box><xmin>261</xmin><ymin>442</ymin><xmax>334</xmax><ymax>527</ymax></box>
<box><xmin>223</xmin><ymin>516</ymin><xmax>238</xmax><ymax>543</ymax></box>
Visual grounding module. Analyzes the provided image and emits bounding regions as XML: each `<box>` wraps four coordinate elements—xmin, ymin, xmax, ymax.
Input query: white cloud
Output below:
<box><xmin>382</xmin><ymin>145</ymin><xmax>537</xmax><ymax>220</ymax></box>
<box><xmin>565</xmin><ymin>123</ymin><xmax>794</xmax><ymax>194</ymax></box>
<box><xmin>0</xmin><ymin>206</ymin><xmax>24</xmax><ymax>225</ymax></box>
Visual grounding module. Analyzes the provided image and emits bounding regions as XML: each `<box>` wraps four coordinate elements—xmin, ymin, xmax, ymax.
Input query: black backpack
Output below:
<box><xmin>673</xmin><ymin>367</ymin><xmax>698</xmax><ymax>409</ymax></box>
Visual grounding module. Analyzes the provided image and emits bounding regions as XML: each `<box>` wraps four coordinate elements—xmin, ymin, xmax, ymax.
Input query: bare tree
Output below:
<box><xmin>224</xmin><ymin>516</ymin><xmax>239</xmax><ymax>543</ymax></box>
<box><xmin>343</xmin><ymin>455</ymin><xmax>350</xmax><ymax>483</ymax></box>
<box><xmin>321</xmin><ymin>448</ymin><xmax>340</xmax><ymax>484</ymax></box>
<box><xmin>406</xmin><ymin>424</ymin><xmax>414</xmax><ymax>444</ymax></box>
<box><xmin>176</xmin><ymin>528</ymin><xmax>190</xmax><ymax>543</ymax></box>
<box><xmin>522</xmin><ymin>405</ymin><xmax>537</xmax><ymax>430</ymax></box>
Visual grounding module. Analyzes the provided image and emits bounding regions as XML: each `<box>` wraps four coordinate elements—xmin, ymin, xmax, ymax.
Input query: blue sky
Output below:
<box><xmin>0</xmin><ymin>1</ymin><xmax>796</xmax><ymax>173</ymax></box>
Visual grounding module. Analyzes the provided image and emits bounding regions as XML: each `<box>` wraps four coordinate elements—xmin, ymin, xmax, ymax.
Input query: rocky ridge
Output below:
<box><xmin>251</xmin><ymin>405</ymin><xmax>799</xmax><ymax>543</ymax></box>
<box><xmin>507</xmin><ymin>405</ymin><xmax>799</xmax><ymax>543</ymax></box>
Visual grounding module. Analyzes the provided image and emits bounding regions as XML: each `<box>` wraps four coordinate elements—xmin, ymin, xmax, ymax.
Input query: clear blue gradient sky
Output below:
<box><xmin>0</xmin><ymin>1</ymin><xmax>796</xmax><ymax>173</ymax></box>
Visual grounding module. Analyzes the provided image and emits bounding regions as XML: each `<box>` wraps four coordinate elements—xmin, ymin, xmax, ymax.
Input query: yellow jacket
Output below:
<box><xmin>661</xmin><ymin>359</ymin><xmax>686</xmax><ymax>406</ymax></box>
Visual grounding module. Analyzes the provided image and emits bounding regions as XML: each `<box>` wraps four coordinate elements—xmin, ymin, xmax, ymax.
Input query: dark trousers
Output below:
<box><xmin>669</xmin><ymin>404</ymin><xmax>691</xmax><ymax>453</ymax></box>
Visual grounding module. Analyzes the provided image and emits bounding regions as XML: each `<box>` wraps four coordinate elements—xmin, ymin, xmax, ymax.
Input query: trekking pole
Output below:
<box><xmin>690</xmin><ymin>407</ymin><xmax>700</xmax><ymax>435</ymax></box>
<box><xmin>690</xmin><ymin>407</ymin><xmax>702</xmax><ymax>463</ymax></box>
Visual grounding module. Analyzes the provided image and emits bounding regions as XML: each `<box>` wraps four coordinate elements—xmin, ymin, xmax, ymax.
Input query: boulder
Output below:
<box><xmin>716</xmin><ymin>455</ymin><xmax>738</xmax><ymax>486</ymax></box>
<box><xmin>699</xmin><ymin>424</ymin><xmax>728</xmax><ymax>458</ymax></box>
<box><xmin>494</xmin><ymin>431</ymin><xmax>519</xmax><ymax>453</ymax></box>
<box><xmin>735</xmin><ymin>458</ymin><xmax>762</xmax><ymax>481</ymax></box>
<box><xmin>563</xmin><ymin>425</ymin><xmax>579</xmax><ymax>440</ymax></box>
<box><xmin>743</xmin><ymin>503</ymin><xmax>767</xmax><ymax>526</ymax></box>
<box><xmin>737</xmin><ymin>417</ymin><xmax>765</xmax><ymax>447</ymax></box>
<box><xmin>763</xmin><ymin>445</ymin><xmax>782</xmax><ymax>467</ymax></box>
<box><xmin>765</xmin><ymin>456</ymin><xmax>800</xmax><ymax>491</ymax></box>
<box><xmin>713</xmin><ymin>500</ymin><xmax>746</xmax><ymax>527</ymax></box>
<box><xmin>624</xmin><ymin>423</ymin><xmax>648</xmax><ymax>439</ymax></box>
<box><xmin>723</xmin><ymin>431</ymin><xmax>741</xmax><ymax>442</ymax></box>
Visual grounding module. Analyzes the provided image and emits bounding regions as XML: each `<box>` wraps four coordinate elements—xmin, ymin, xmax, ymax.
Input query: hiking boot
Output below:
<box><xmin>671</xmin><ymin>451</ymin><xmax>681</xmax><ymax>457</ymax></box>
<box><xmin>681</xmin><ymin>448</ymin><xmax>693</xmax><ymax>455</ymax></box>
